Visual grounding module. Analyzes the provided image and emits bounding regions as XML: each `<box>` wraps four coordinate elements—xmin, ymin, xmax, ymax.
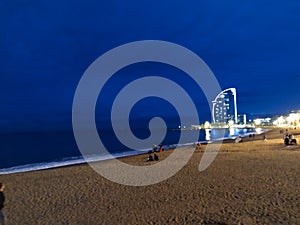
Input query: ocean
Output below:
<box><xmin>0</xmin><ymin>127</ymin><xmax>266</xmax><ymax>174</ymax></box>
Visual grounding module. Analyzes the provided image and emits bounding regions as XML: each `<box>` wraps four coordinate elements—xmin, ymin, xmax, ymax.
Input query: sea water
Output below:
<box><xmin>0</xmin><ymin>127</ymin><xmax>266</xmax><ymax>174</ymax></box>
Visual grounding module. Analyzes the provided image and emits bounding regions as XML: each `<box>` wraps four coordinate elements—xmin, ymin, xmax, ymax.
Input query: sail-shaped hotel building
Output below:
<box><xmin>212</xmin><ymin>88</ymin><xmax>238</xmax><ymax>124</ymax></box>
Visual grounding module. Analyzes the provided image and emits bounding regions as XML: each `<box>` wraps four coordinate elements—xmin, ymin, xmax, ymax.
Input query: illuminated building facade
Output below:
<box><xmin>237</xmin><ymin>114</ymin><xmax>247</xmax><ymax>125</ymax></box>
<box><xmin>212</xmin><ymin>88</ymin><xmax>238</xmax><ymax>124</ymax></box>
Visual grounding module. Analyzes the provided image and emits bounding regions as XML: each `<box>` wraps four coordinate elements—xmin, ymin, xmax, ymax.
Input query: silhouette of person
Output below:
<box><xmin>263</xmin><ymin>135</ymin><xmax>267</xmax><ymax>141</ymax></box>
<box><xmin>154</xmin><ymin>154</ymin><xmax>159</xmax><ymax>161</ymax></box>
<box><xmin>159</xmin><ymin>144</ymin><xmax>164</xmax><ymax>152</ymax></box>
<box><xmin>0</xmin><ymin>183</ymin><xmax>5</xmax><ymax>225</ymax></box>
<box><xmin>152</xmin><ymin>144</ymin><xmax>158</xmax><ymax>153</ymax></box>
<box><xmin>147</xmin><ymin>154</ymin><xmax>154</xmax><ymax>161</ymax></box>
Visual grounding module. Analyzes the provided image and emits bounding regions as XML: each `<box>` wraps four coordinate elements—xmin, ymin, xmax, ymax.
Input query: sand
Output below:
<box><xmin>1</xmin><ymin>128</ymin><xmax>300</xmax><ymax>225</ymax></box>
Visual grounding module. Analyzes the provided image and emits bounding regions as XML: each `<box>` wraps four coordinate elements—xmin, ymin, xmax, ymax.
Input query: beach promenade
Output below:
<box><xmin>1</xmin><ymin>129</ymin><xmax>300</xmax><ymax>224</ymax></box>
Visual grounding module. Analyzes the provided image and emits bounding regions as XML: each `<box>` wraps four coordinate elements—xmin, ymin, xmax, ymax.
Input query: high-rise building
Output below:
<box><xmin>237</xmin><ymin>114</ymin><xmax>247</xmax><ymax>125</ymax></box>
<box><xmin>212</xmin><ymin>88</ymin><xmax>238</xmax><ymax>124</ymax></box>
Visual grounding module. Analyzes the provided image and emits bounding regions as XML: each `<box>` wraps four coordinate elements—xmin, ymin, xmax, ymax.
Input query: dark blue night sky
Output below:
<box><xmin>1</xmin><ymin>0</ymin><xmax>300</xmax><ymax>131</ymax></box>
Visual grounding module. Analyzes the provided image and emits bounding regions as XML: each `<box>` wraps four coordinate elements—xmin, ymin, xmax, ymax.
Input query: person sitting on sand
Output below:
<box><xmin>284</xmin><ymin>135</ymin><xmax>290</xmax><ymax>145</ymax></box>
<box><xmin>152</xmin><ymin>144</ymin><xmax>158</xmax><ymax>153</ymax></box>
<box><xmin>290</xmin><ymin>138</ymin><xmax>297</xmax><ymax>145</ymax></box>
<box><xmin>147</xmin><ymin>154</ymin><xmax>154</xmax><ymax>161</ymax></box>
<box><xmin>284</xmin><ymin>134</ymin><xmax>297</xmax><ymax>145</ymax></box>
<box><xmin>263</xmin><ymin>135</ymin><xmax>267</xmax><ymax>141</ymax></box>
<box><xmin>159</xmin><ymin>144</ymin><xmax>164</xmax><ymax>152</ymax></box>
<box><xmin>154</xmin><ymin>154</ymin><xmax>159</xmax><ymax>161</ymax></box>
<box><xmin>0</xmin><ymin>182</ymin><xmax>5</xmax><ymax>225</ymax></box>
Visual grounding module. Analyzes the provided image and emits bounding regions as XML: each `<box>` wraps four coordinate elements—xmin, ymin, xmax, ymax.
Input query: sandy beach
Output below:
<box><xmin>1</xmin><ymin>128</ymin><xmax>300</xmax><ymax>225</ymax></box>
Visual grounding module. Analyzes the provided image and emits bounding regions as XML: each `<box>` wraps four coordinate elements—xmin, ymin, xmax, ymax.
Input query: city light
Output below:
<box><xmin>228</xmin><ymin>120</ymin><xmax>234</xmax><ymax>126</ymax></box>
<box><xmin>204</xmin><ymin>121</ymin><xmax>211</xmax><ymax>129</ymax></box>
<box><xmin>287</xmin><ymin>113</ymin><xmax>300</xmax><ymax>127</ymax></box>
<box><xmin>254</xmin><ymin>119</ymin><xmax>261</xmax><ymax>126</ymax></box>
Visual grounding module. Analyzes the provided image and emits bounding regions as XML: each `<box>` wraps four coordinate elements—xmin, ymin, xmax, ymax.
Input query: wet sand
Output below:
<box><xmin>1</xmin><ymin>128</ymin><xmax>300</xmax><ymax>224</ymax></box>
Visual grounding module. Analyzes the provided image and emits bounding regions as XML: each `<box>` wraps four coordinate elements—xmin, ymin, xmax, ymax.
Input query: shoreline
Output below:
<box><xmin>0</xmin><ymin>128</ymin><xmax>271</xmax><ymax>175</ymax></box>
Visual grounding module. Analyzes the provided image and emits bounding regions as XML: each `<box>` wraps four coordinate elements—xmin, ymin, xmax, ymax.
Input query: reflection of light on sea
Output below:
<box><xmin>255</xmin><ymin>128</ymin><xmax>263</xmax><ymax>134</ymax></box>
<box><xmin>205</xmin><ymin>129</ymin><xmax>211</xmax><ymax>141</ymax></box>
<box><xmin>229</xmin><ymin>128</ymin><xmax>235</xmax><ymax>136</ymax></box>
